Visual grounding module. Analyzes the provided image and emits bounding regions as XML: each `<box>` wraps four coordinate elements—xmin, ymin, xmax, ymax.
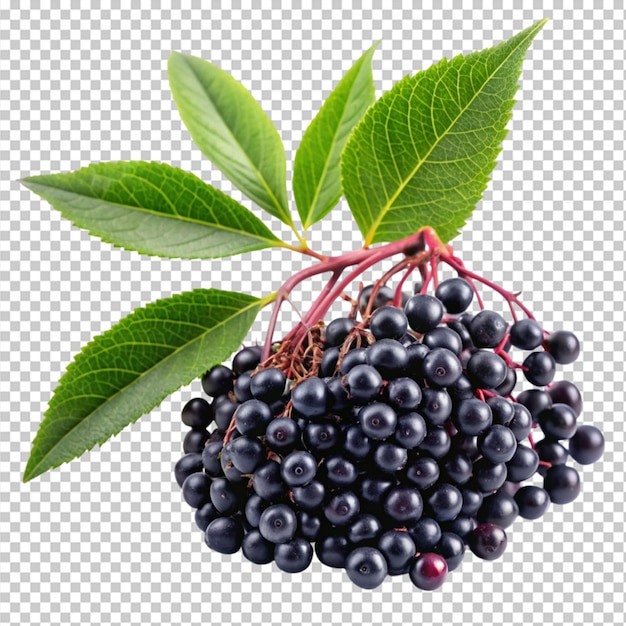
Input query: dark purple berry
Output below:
<box><xmin>426</xmin><ymin>483</ymin><xmax>463</xmax><ymax>522</ymax></box>
<box><xmin>347</xmin><ymin>514</ymin><xmax>384</xmax><ymax>546</ymax></box>
<box><xmin>394</xmin><ymin>412</ymin><xmax>427</xmax><ymax>449</ymax></box>
<box><xmin>478</xmin><ymin>424</ymin><xmax>517</xmax><ymax>463</ymax></box>
<box><xmin>259</xmin><ymin>504</ymin><xmax>297</xmax><ymax>543</ymax></box>
<box><xmin>181</xmin><ymin>472</ymin><xmax>212</xmax><ymax>508</ymax></box>
<box><xmin>174</xmin><ymin>453</ymin><xmax>204</xmax><ymax>488</ymax></box>
<box><xmin>469</xmin><ymin>310</ymin><xmax>507</xmax><ymax>348</ymax></box>
<box><xmin>568</xmin><ymin>424</ymin><xmax>604</xmax><ymax>464</ymax></box>
<box><xmin>547</xmin><ymin>380</ymin><xmax>583</xmax><ymax>416</ymax></box>
<box><xmin>325</xmin><ymin>317</ymin><xmax>355</xmax><ymax>347</ymax></box>
<box><xmin>358</xmin><ymin>284</ymin><xmax>395</xmax><ymax>316</ymax></box>
<box><xmin>405</xmin><ymin>294</ymin><xmax>444</xmax><ymax>334</ymax></box>
<box><xmin>384</xmin><ymin>486</ymin><xmax>423</xmax><ymax>524</ymax></box>
<box><xmin>201</xmin><ymin>365</ymin><xmax>233</xmax><ymax>397</ymax></box>
<box><xmin>466</xmin><ymin>350</ymin><xmax>508</xmax><ymax>389</ymax></box>
<box><xmin>183</xmin><ymin>428</ymin><xmax>209</xmax><ymax>454</ymax></box>
<box><xmin>265</xmin><ymin>417</ymin><xmax>301</xmax><ymax>453</ymax></box>
<box><xmin>543</xmin><ymin>464</ymin><xmax>581</xmax><ymax>504</ymax></box>
<box><xmin>417</xmin><ymin>426</ymin><xmax>451</xmax><ymax>459</ymax></box>
<box><xmin>291</xmin><ymin>377</ymin><xmax>329</xmax><ymax>418</ymax></box>
<box><xmin>315</xmin><ymin>534</ymin><xmax>351</xmax><ymax>568</ymax></box>
<box><xmin>436</xmin><ymin>531</ymin><xmax>466</xmax><ymax>571</ymax></box>
<box><xmin>478</xmin><ymin>491</ymin><xmax>519</xmax><ymax>528</ymax></box>
<box><xmin>324</xmin><ymin>491</ymin><xmax>360</xmax><ymax>526</ymax></box>
<box><xmin>235</xmin><ymin>399</ymin><xmax>273</xmax><ymax>436</ymax></box>
<box><xmin>405</xmin><ymin>456</ymin><xmax>440</xmax><ymax>490</ymax></box>
<box><xmin>205</xmin><ymin>517</ymin><xmax>244</xmax><ymax>554</ymax></box>
<box><xmin>386</xmin><ymin>377</ymin><xmax>422</xmax><ymax>412</ymax></box>
<box><xmin>181</xmin><ymin>397</ymin><xmax>212</xmax><ymax>429</ymax></box>
<box><xmin>538</xmin><ymin>403</ymin><xmax>578</xmax><ymax>440</ymax></box>
<box><xmin>469</xmin><ymin>523</ymin><xmax>507</xmax><ymax>560</ymax></box>
<box><xmin>358</xmin><ymin>402</ymin><xmax>397</xmax><ymax>440</ymax></box>
<box><xmin>345</xmin><ymin>547</ymin><xmax>388</xmax><ymax>589</ymax></box>
<box><xmin>419</xmin><ymin>388</ymin><xmax>452</xmax><ymax>425</ymax></box>
<box><xmin>373</xmin><ymin>442</ymin><xmax>408</xmax><ymax>474</ymax></box>
<box><xmin>369</xmin><ymin>305</ymin><xmax>408</xmax><ymax>340</ymax></box>
<box><xmin>377</xmin><ymin>530</ymin><xmax>416</xmax><ymax>575</ymax></box>
<box><xmin>435</xmin><ymin>277</ymin><xmax>474</xmax><ymax>314</ymax></box>
<box><xmin>250</xmin><ymin>367</ymin><xmax>286</xmax><ymax>403</ymax></box>
<box><xmin>291</xmin><ymin>480</ymin><xmax>325</xmax><ymax>512</ymax></box>
<box><xmin>523</xmin><ymin>351</ymin><xmax>556</xmax><ymax>387</ymax></box>
<box><xmin>366</xmin><ymin>338</ymin><xmax>409</xmax><ymax>378</ymax></box>
<box><xmin>274</xmin><ymin>538</ymin><xmax>314</xmax><ymax>573</ymax></box>
<box><xmin>421</xmin><ymin>347</ymin><xmax>463</xmax><ymax>388</ymax></box>
<box><xmin>506</xmin><ymin>444</ymin><xmax>540</xmax><ymax>481</ymax></box>
<box><xmin>229</xmin><ymin>435</ymin><xmax>266</xmax><ymax>473</ymax></box>
<box><xmin>232</xmin><ymin>345</ymin><xmax>263</xmax><ymax>376</ymax></box>
<box><xmin>508</xmin><ymin>403</ymin><xmax>533</xmax><ymax>442</ymax></box>
<box><xmin>514</xmin><ymin>485</ymin><xmax>551</xmax><ymax>519</ymax></box>
<box><xmin>408</xmin><ymin>517</ymin><xmax>442</xmax><ymax>552</ymax></box>
<box><xmin>545</xmin><ymin>330</ymin><xmax>580</xmax><ymax>364</ymax></box>
<box><xmin>280</xmin><ymin>450</ymin><xmax>318</xmax><ymax>487</ymax></box>
<box><xmin>509</xmin><ymin>319</ymin><xmax>544</xmax><ymax>350</ymax></box>
<box><xmin>344</xmin><ymin>364</ymin><xmax>383</xmax><ymax>403</ymax></box>
<box><xmin>242</xmin><ymin>529</ymin><xmax>274</xmax><ymax>564</ymax></box>
<box><xmin>422</xmin><ymin>327</ymin><xmax>463</xmax><ymax>354</ymax></box>
<box><xmin>453</xmin><ymin>398</ymin><xmax>493</xmax><ymax>436</ymax></box>
<box><xmin>517</xmin><ymin>388</ymin><xmax>553</xmax><ymax>421</ymax></box>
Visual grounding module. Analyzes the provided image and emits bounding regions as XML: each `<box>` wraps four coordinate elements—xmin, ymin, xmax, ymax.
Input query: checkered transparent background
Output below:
<box><xmin>1</xmin><ymin>2</ymin><xmax>625</xmax><ymax>625</ymax></box>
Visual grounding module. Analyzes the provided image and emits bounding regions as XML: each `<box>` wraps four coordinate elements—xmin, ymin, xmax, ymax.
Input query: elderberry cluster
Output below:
<box><xmin>174</xmin><ymin>277</ymin><xmax>604</xmax><ymax>590</ymax></box>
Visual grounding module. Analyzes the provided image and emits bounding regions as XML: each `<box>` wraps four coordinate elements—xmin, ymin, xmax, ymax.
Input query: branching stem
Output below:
<box><xmin>261</xmin><ymin>227</ymin><xmax>537</xmax><ymax>369</ymax></box>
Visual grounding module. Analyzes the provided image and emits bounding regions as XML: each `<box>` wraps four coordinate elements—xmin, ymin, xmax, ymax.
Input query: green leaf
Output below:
<box><xmin>293</xmin><ymin>42</ymin><xmax>379</xmax><ymax>229</ymax></box>
<box><xmin>23</xmin><ymin>289</ymin><xmax>266</xmax><ymax>482</ymax></box>
<box><xmin>168</xmin><ymin>52</ymin><xmax>292</xmax><ymax>227</ymax></box>
<box><xmin>21</xmin><ymin>161</ymin><xmax>285</xmax><ymax>259</ymax></box>
<box><xmin>341</xmin><ymin>19</ymin><xmax>547</xmax><ymax>246</ymax></box>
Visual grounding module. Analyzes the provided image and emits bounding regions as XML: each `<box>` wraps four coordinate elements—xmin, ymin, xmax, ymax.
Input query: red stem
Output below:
<box><xmin>261</xmin><ymin>226</ymin><xmax>538</xmax><ymax>376</ymax></box>
<box><xmin>280</xmin><ymin>268</ymin><xmax>342</xmax><ymax>348</ymax></box>
<box><xmin>442</xmin><ymin>255</ymin><xmax>535</xmax><ymax>320</ymax></box>
<box><xmin>291</xmin><ymin>241</ymin><xmax>428</xmax><ymax>348</ymax></box>
<box><xmin>394</xmin><ymin>265</ymin><xmax>416</xmax><ymax>307</ymax></box>
<box><xmin>261</xmin><ymin>230</ymin><xmax>428</xmax><ymax>360</ymax></box>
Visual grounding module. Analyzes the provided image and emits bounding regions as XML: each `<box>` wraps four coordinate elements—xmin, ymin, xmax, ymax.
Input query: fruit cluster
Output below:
<box><xmin>174</xmin><ymin>276</ymin><xmax>604</xmax><ymax>590</ymax></box>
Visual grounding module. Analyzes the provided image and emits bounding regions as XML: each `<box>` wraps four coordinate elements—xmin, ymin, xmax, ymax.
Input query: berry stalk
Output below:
<box><xmin>261</xmin><ymin>229</ymin><xmax>430</xmax><ymax>361</ymax></box>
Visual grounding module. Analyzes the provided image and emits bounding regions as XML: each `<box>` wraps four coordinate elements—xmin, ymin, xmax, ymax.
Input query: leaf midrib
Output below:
<box><xmin>25</xmin><ymin>297</ymin><xmax>261</xmax><ymax>480</ymax></box>
<box><xmin>181</xmin><ymin>55</ymin><xmax>289</xmax><ymax>224</ymax></box>
<box><xmin>24</xmin><ymin>175</ymin><xmax>281</xmax><ymax>247</ymax></box>
<box><xmin>363</xmin><ymin>29</ymin><xmax>536</xmax><ymax>246</ymax></box>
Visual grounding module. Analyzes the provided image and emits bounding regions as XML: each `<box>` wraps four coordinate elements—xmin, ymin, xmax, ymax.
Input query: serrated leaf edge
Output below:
<box><xmin>340</xmin><ymin>19</ymin><xmax>547</xmax><ymax>246</ymax></box>
<box><xmin>23</xmin><ymin>290</ymin><xmax>269</xmax><ymax>482</ymax></box>
<box><xmin>296</xmin><ymin>42</ymin><xmax>380</xmax><ymax>230</ymax></box>
<box><xmin>21</xmin><ymin>161</ymin><xmax>286</xmax><ymax>260</ymax></box>
<box><xmin>169</xmin><ymin>52</ymin><xmax>293</xmax><ymax>228</ymax></box>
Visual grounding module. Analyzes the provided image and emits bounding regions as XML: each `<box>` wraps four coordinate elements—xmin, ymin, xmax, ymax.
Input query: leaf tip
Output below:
<box><xmin>167</xmin><ymin>51</ymin><xmax>182</xmax><ymax>75</ymax></box>
<box><xmin>22</xmin><ymin>459</ymin><xmax>39</xmax><ymax>483</ymax></box>
<box><xmin>524</xmin><ymin>17</ymin><xmax>550</xmax><ymax>39</ymax></box>
<box><xmin>168</xmin><ymin>50</ymin><xmax>185</xmax><ymax>61</ymax></box>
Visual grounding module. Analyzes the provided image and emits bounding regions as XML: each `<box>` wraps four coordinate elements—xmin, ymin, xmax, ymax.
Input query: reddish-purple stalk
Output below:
<box><xmin>441</xmin><ymin>255</ymin><xmax>535</xmax><ymax>321</ymax></box>
<box><xmin>419</xmin><ymin>269</ymin><xmax>433</xmax><ymax>295</ymax></box>
<box><xmin>277</xmin><ymin>229</ymin><xmax>449</xmax><ymax>356</ymax></box>
<box><xmin>393</xmin><ymin>265</ymin><xmax>416</xmax><ymax>307</ymax></box>
<box><xmin>261</xmin><ymin>227</ymin><xmax>536</xmax><ymax>371</ymax></box>
<box><xmin>261</xmin><ymin>230</ymin><xmax>428</xmax><ymax>361</ymax></box>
